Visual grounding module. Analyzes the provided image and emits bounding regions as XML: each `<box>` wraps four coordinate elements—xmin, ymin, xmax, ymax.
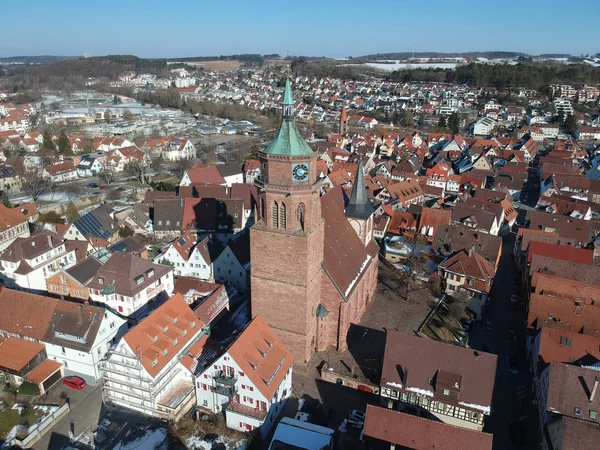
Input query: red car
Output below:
<box><xmin>99</xmin><ymin>185</ymin><xmax>107</xmax><ymax>190</ymax></box>
<box><xmin>63</xmin><ymin>376</ymin><xmax>86</xmax><ymax>390</ymax></box>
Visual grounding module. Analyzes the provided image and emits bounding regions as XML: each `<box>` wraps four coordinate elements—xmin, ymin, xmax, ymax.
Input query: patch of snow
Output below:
<box><xmin>406</xmin><ymin>386</ymin><xmax>434</xmax><ymax>397</ymax></box>
<box><xmin>113</xmin><ymin>427</ymin><xmax>167</xmax><ymax>450</ymax></box>
<box><xmin>385</xmin><ymin>381</ymin><xmax>403</xmax><ymax>389</ymax></box>
<box><xmin>186</xmin><ymin>435</ymin><xmax>246</xmax><ymax>450</ymax></box>
<box><xmin>345</xmin><ymin>255</ymin><xmax>372</xmax><ymax>296</ymax></box>
<box><xmin>458</xmin><ymin>401</ymin><xmax>491</xmax><ymax>414</ymax></box>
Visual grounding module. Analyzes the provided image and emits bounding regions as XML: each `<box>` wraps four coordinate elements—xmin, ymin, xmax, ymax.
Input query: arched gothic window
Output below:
<box><xmin>297</xmin><ymin>203</ymin><xmax>305</xmax><ymax>230</ymax></box>
<box><xmin>280</xmin><ymin>202</ymin><xmax>287</xmax><ymax>230</ymax></box>
<box><xmin>272</xmin><ymin>202</ymin><xmax>279</xmax><ymax>228</ymax></box>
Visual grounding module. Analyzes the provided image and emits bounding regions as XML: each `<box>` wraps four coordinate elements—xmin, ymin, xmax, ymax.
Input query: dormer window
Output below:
<box><xmin>98</xmin><ymin>277</ymin><xmax>104</xmax><ymax>285</ymax></box>
<box><xmin>163</xmin><ymin>348</ymin><xmax>168</xmax><ymax>356</ymax></box>
<box><xmin>152</xmin><ymin>359</ymin><xmax>158</xmax><ymax>367</ymax></box>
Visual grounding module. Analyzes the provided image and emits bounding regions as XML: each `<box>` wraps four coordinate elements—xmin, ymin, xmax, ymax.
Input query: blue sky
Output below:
<box><xmin>1</xmin><ymin>0</ymin><xmax>597</xmax><ymax>58</ymax></box>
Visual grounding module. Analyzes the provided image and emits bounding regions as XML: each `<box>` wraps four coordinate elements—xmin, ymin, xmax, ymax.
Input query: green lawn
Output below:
<box><xmin>0</xmin><ymin>406</ymin><xmax>43</xmax><ymax>440</ymax></box>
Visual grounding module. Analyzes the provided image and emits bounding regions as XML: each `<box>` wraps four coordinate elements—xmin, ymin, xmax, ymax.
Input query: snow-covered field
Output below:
<box><xmin>346</xmin><ymin>62</ymin><xmax>459</xmax><ymax>71</ymax></box>
<box><xmin>186</xmin><ymin>435</ymin><xmax>247</xmax><ymax>450</ymax></box>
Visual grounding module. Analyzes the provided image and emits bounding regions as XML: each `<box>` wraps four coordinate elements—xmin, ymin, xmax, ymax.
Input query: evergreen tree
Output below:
<box><xmin>448</xmin><ymin>113</ymin><xmax>460</xmax><ymax>135</ymax></box>
<box><xmin>563</xmin><ymin>114</ymin><xmax>578</xmax><ymax>134</ymax></box>
<box><xmin>57</xmin><ymin>131</ymin><xmax>72</xmax><ymax>155</ymax></box>
<box><xmin>42</xmin><ymin>129</ymin><xmax>55</xmax><ymax>150</ymax></box>
<box><xmin>438</xmin><ymin>116</ymin><xmax>447</xmax><ymax>128</ymax></box>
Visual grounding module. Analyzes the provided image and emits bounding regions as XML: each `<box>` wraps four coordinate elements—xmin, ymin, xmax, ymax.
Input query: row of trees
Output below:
<box><xmin>390</xmin><ymin>62</ymin><xmax>600</xmax><ymax>90</ymax></box>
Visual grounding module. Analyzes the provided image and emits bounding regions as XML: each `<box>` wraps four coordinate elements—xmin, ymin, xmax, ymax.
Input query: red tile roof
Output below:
<box><xmin>123</xmin><ymin>293</ymin><xmax>204</xmax><ymax>378</ymax></box>
<box><xmin>227</xmin><ymin>315</ymin><xmax>294</xmax><ymax>400</ymax></box>
<box><xmin>0</xmin><ymin>337</ymin><xmax>45</xmax><ymax>372</ymax></box>
<box><xmin>364</xmin><ymin>405</ymin><xmax>493</xmax><ymax>450</ymax></box>
<box><xmin>537</xmin><ymin>327</ymin><xmax>600</xmax><ymax>367</ymax></box>
<box><xmin>526</xmin><ymin>241</ymin><xmax>594</xmax><ymax>265</ymax></box>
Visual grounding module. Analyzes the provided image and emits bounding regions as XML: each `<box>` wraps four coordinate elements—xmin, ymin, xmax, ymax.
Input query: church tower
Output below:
<box><xmin>339</xmin><ymin>106</ymin><xmax>348</xmax><ymax>135</ymax></box>
<box><xmin>250</xmin><ymin>79</ymin><xmax>324</xmax><ymax>363</ymax></box>
<box><xmin>345</xmin><ymin>158</ymin><xmax>374</xmax><ymax>246</ymax></box>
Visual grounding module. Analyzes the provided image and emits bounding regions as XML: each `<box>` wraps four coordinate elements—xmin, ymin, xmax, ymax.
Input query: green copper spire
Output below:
<box><xmin>282</xmin><ymin>78</ymin><xmax>294</xmax><ymax>105</ymax></box>
<box><xmin>263</xmin><ymin>79</ymin><xmax>314</xmax><ymax>157</ymax></box>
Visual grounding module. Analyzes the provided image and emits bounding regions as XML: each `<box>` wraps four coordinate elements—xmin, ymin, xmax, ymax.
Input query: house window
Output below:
<box><xmin>61</xmin><ymin>276</ymin><xmax>67</xmax><ymax>285</ymax></box>
<box><xmin>575</xmin><ymin>407</ymin><xmax>582</xmax><ymax>416</ymax></box>
<box><xmin>591</xmin><ymin>410</ymin><xmax>597</xmax><ymax>419</ymax></box>
<box><xmin>98</xmin><ymin>276</ymin><xmax>104</xmax><ymax>285</ymax></box>
<box><xmin>297</xmin><ymin>203</ymin><xmax>305</xmax><ymax>230</ymax></box>
<box><xmin>118</xmin><ymin>306</ymin><xmax>123</xmax><ymax>313</ymax></box>
<box><xmin>443</xmin><ymin>389</ymin><xmax>450</xmax><ymax>396</ymax></box>
<box><xmin>61</xmin><ymin>347</ymin><xmax>66</xmax><ymax>354</ymax></box>
<box><xmin>471</xmin><ymin>412</ymin><xmax>478</xmax><ymax>419</ymax></box>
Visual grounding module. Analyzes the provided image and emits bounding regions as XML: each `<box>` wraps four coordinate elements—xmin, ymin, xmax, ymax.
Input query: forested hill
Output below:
<box><xmin>388</xmin><ymin>62</ymin><xmax>600</xmax><ymax>90</ymax></box>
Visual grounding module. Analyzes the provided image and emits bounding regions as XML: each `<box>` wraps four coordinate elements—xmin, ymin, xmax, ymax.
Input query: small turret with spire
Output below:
<box><xmin>345</xmin><ymin>158</ymin><xmax>374</xmax><ymax>246</ymax></box>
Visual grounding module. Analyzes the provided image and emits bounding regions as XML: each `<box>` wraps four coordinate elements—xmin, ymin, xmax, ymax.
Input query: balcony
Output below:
<box><xmin>214</xmin><ymin>370</ymin><xmax>237</xmax><ymax>397</ymax></box>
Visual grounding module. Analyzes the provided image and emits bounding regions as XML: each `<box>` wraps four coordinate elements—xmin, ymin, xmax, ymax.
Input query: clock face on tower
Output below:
<box><xmin>292</xmin><ymin>163</ymin><xmax>309</xmax><ymax>182</ymax></box>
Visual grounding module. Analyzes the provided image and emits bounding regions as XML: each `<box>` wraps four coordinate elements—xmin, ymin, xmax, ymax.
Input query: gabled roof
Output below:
<box><xmin>438</xmin><ymin>249</ymin><xmax>495</xmax><ymax>291</ymax></box>
<box><xmin>0</xmin><ymin>288</ymin><xmax>107</xmax><ymax>352</ymax></box>
<box><xmin>537</xmin><ymin>327</ymin><xmax>600</xmax><ymax>368</ymax></box>
<box><xmin>364</xmin><ymin>405</ymin><xmax>493</xmax><ymax>450</ymax></box>
<box><xmin>87</xmin><ymin>252</ymin><xmax>171</xmax><ymax>297</ymax></box>
<box><xmin>227</xmin><ymin>315</ymin><xmax>294</xmax><ymax>400</ymax></box>
<box><xmin>73</xmin><ymin>204</ymin><xmax>117</xmax><ymax>240</ymax></box>
<box><xmin>526</xmin><ymin>241</ymin><xmax>593</xmax><ymax>265</ymax></box>
<box><xmin>545</xmin><ymin>363</ymin><xmax>600</xmax><ymax>423</ymax></box>
<box><xmin>184</xmin><ymin>166</ymin><xmax>226</xmax><ymax>186</ymax></box>
<box><xmin>0</xmin><ymin>337</ymin><xmax>45</xmax><ymax>372</ymax></box>
<box><xmin>432</xmin><ymin>224</ymin><xmax>501</xmax><ymax>263</ymax></box>
<box><xmin>123</xmin><ymin>293</ymin><xmax>203</xmax><ymax>378</ymax></box>
<box><xmin>0</xmin><ymin>204</ymin><xmax>28</xmax><ymax>232</ymax></box>
<box><xmin>381</xmin><ymin>331</ymin><xmax>497</xmax><ymax>411</ymax></box>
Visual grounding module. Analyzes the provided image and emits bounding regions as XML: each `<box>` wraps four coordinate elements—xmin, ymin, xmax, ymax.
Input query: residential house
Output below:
<box><xmin>268</xmin><ymin>417</ymin><xmax>334</xmax><ymax>450</ymax></box>
<box><xmin>76</xmin><ymin>153</ymin><xmax>105</xmax><ymax>177</ymax></box>
<box><xmin>437</xmin><ymin>249</ymin><xmax>496</xmax><ymax>319</ymax></box>
<box><xmin>195</xmin><ymin>315</ymin><xmax>294</xmax><ymax>438</ymax></box>
<box><xmin>418</xmin><ymin>207</ymin><xmax>452</xmax><ymax>240</ymax></box>
<box><xmin>0</xmin><ymin>230</ymin><xmax>77</xmax><ymax>292</ymax></box>
<box><xmin>379</xmin><ymin>331</ymin><xmax>497</xmax><ymax>431</ymax></box>
<box><xmin>0</xmin><ymin>288</ymin><xmax>126</xmax><ymax>381</ymax></box>
<box><xmin>87</xmin><ymin>251</ymin><xmax>174</xmax><ymax>323</ymax></box>
<box><xmin>473</xmin><ymin>117</ymin><xmax>496</xmax><ymax>136</ymax></box>
<box><xmin>102</xmin><ymin>294</ymin><xmax>209</xmax><ymax>420</ymax></box>
<box><xmin>364</xmin><ymin>405</ymin><xmax>493</xmax><ymax>450</ymax></box>
<box><xmin>432</xmin><ymin>224</ymin><xmax>502</xmax><ymax>267</ymax></box>
<box><xmin>156</xmin><ymin>231</ymin><xmax>222</xmax><ymax>281</ymax></box>
<box><xmin>451</xmin><ymin>198</ymin><xmax>504</xmax><ymax>236</ymax></box>
<box><xmin>180</xmin><ymin>166</ymin><xmax>226</xmax><ymax>187</ymax></box>
<box><xmin>536</xmin><ymin>363</ymin><xmax>600</xmax><ymax>446</ymax></box>
<box><xmin>243</xmin><ymin>160</ymin><xmax>261</xmax><ymax>185</ymax></box>
<box><xmin>216</xmin><ymin>164</ymin><xmax>244</xmax><ymax>187</ymax></box>
<box><xmin>46</xmin><ymin>250</ymin><xmax>108</xmax><ymax>301</ymax></box>
<box><xmin>577</xmin><ymin>126</ymin><xmax>600</xmax><ymax>141</ymax></box>
<box><xmin>0</xmin><ymin>167</ymin><xmax>20</xmax><ymax>192</ymax></box>
<box><xmin>44</xmin><ymin>161</ymin><xmax>78</xmax><ymax>183</ymax></box>
<box><xmin>66</xmin><ymin>204</ymin><xmax>120</xmax><ymax>243</ymax></box>
<box><xmin>0</xmin><ymin>203</ymin><xmax>31</xmax><ymax>252</ymax></box>
<box><xmin>213</xmin><ymin>233</ymin><xmax>250</xmax><ymax>293</ymax></box>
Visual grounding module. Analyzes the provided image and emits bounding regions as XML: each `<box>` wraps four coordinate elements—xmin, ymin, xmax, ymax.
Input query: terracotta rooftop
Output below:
<box><xmin>227</xmin><ymin>315</ymin><xmax>294</xmax><ymax>400</ymax></box>
<box><xmin>0</xmin><ymin>337</ymin><xmax>45</xmax><ymax>372</ymax></box>
<box><xmin>364</xmin><ymin>405</ymin><xmax>493</xmax><ymax>450</ymax></box>
<box><xmin>25</xmin><ymin>359</ymin><xmax>63</xmax><ymax>385</ymax></box>
<box><xmin>537</xmin><ymin>327</ymin><xmax>600</xmax><ymax>368</ymax></box>
<box><xmin>123</xmin><ymin>293</ymin><xmax>204</xmax><ymax>378</ymax></box>
<box><xmin>526</xmin><ymin>241</ymin><xmax>594</xmax><ymax>265</ymax></box>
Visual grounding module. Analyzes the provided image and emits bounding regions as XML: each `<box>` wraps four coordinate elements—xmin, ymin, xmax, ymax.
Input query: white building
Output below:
<box><xmin>0</xmin><ymin>289</ymin><xmax>127</xmax><ymax>381</ymax></box>
<box><xmin>213</xmin><ymin>234</ymin><xmax>250</xmax><ymax>293</ymax></box>
<box><xmin>0</xmin><ymin>204</ymin><xmax>31</xmax><ymax>252</ymax></box>
<box><xmin>102</xmin><ymin>294</ymin><xmax>209</xmax><ymax>420</ymax></box>
<box><xmin>0</xmin><ymin>230</ymin><xmax>77</xmax><ymax>292</ymax></box>
<box><xmin>77</xmin><ymin>154</ymin><xmax>105</xmax><ymax>177</ymax></box>
<box><xmin>87</xmin><ymin>251</ymin><xmax>174</xmax><ymax>324</ymax></box>
<box><xmin>195</xmin><ymin>315</ymin><xmax>294</xmax><ymax>439</ymax></box>
<box><xmin>473</xmin><ymin>117</ymin><xmax>497</xmax><ymax>137</ymax></box>
<box><xmin>155</xmin><ymin>231</ymin><xmax>221</xmax><ymax>281</ymax></box>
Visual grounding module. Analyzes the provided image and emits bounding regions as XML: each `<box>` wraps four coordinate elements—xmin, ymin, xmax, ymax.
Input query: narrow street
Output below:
<box><xmin>469</xmin><ymin>232</ymin><xmax>533</xmax><ymax>450</ymax></box>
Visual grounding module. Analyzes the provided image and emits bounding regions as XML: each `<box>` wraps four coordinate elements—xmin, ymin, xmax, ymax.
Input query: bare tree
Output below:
<box><xmin>62</xmin><ymin>182</ymin><xmax>84</xmax><ymax>199</ymax></box>
<box><xmin>98</xmin><ymin>167</ymin><xmax>116</xmax><ymax>185</ymax></box>
<box><xmin>7</xmin><ymin>156</ymin><xmax>50</xmax><ymax>201</ymax></box>
<box><xmin>173</xmin><ymin>158</ymin><xmax>194</xmax><ymax>179</ymax></box>
<box><xmin>124</xmin><ymin>160</ymin><xmax>148</xmax><ymax>185</ymax></box>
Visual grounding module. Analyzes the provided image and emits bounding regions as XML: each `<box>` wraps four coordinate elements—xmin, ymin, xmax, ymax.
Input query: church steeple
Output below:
<box><xmin>282</xmin><ymin>78</ymin><xmax>295</xmax><ymax>119</ymax></box>
<box><xmin>339</xmin><ymin>105</ymin><xmax>348</xmax><ymax>135</ymax></box>
<box><xmin>345</xmin><ymin>158</ymin><xmax>372</xmax><ymax>219</ymax></box>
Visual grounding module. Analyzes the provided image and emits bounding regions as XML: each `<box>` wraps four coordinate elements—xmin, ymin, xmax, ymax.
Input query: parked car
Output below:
<box><xmin>100</xmin><ymin>185</ymin><xmax>108</xmax><ymax>190</ymax></box>
<box><xmin>87</xmin><ymin>182</ymin><xmax>99</xmax><ymax>188</ymax></box>
<box><xmin>63</xmin><ymin>376</ymin><xmax>86</xmax><ymax>390</ymax></box>
<box><xmin>351</xmin><ymin>410</ymin><xmax>366</xmax><ymax>422</ymax></box>
<box><xmin>347</xmin><ymin>418</ymin><xmax>364</xmax><ymax>429</ymax></box>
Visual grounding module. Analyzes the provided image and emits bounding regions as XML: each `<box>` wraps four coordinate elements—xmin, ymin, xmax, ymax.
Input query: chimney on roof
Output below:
<box><xmin>590</xmin><ymin>379</ymin><xmax>599</xmax><ymax>403</ymax></box>
<box><xmin>77</xmin><ymin>304</ymin><xmax>84</xmax><ymax>325</ymax></box>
